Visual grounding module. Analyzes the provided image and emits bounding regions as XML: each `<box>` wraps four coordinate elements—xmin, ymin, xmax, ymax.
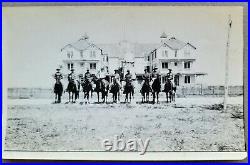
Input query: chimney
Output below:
<box><xmin>160</xmin><ymin>32</ymin><xmax>168</xmax><ymax>43</ymax></box>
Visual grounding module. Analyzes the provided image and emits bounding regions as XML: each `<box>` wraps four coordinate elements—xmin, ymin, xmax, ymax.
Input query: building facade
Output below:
<box><xmin>146</xmin><ymin>32</ymin><xmax>206</xmax><ymax>86</ymax></box>
<box><xmin>60</xmin><ymin>34</ymin><xmax>109</xmax><ymax>78</ymax></box>
<box><xmin>59</xmin><ymin>33</ymin><xmax>206</xmax><ymax>86</ymax></box>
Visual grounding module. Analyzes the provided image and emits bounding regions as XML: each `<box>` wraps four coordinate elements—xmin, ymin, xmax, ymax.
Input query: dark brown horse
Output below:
<box><xmin>54</xmin><ymin>79</ymin><xmax>63</xmax><ymax>103</ymax></box>
<box><xmin>140</xmin><ymin>80</ymin><xmax>151</xmax><ymax>103</ymax></box>
<box><xmin>152</xmin><ymin>76</ymin><xmax>161</xmax><ymax>104</ymax></box>
<box><xmin>163</xmin><ymin>79</ymin><xmax>174</xmax><ymax>103</ymax></box>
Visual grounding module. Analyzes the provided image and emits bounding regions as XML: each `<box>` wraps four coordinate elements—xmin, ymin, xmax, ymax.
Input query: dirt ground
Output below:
<box><xmin>4</xmin><ymin>96</ymin><xmax>245</xmax><ymax>152</ymax></box>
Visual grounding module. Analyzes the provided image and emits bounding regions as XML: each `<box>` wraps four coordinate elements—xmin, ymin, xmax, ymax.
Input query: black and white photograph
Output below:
<box><xmin>2</xmin><ymin>4</ymin><xmax>247</xmax><ymax>160</ymax></box>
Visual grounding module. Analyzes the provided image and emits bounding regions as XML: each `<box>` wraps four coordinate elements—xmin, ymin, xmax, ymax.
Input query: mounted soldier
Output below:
<box><xmin>151</xmin><ymin>67</ymin><xmax>161</xmax><ymax>104</ymax></box>
<box><xmin>84</xmin><ymin>69</ymin><xmax>92</xmax><ymax>83</ymax></box>
<box><xmin>66</xmin><ymin>68</ymin><xmax>77</xmax><ymax>103</ymax></box>
<box><xmin>142</xmin><ymin>68</ymin><xmax>151</xmax><ymax>84</ymax></box>
<box><xmin>53</xmin><ymin>68</ymin><xmax>63</xmax><ymax>103</ymax></box>
<box><xmin>167</xmin><ymin>69</ymin><xmax>174</xmax><ymax>82</ymax></box>
<box><xmin>140</xmin><ymin>68</ymin><xmax>151</xmax><ymax>103</ymax></box>
<box><xmin>82</xmin><ymin>69</ymin><xmax>93</xmax><ymax>103</ymax></box>
<box><xmin>114</xmin><ymin>69</ymin><xmax>121</xmax><ymax>87</ymax></box>
<box><xmin>123</xmin><ymin>69</ymin><xmax>134</xmax><ymax>102</ymax></box>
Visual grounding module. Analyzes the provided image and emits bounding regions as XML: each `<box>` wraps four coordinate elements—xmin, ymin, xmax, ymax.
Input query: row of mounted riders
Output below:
<box><xmin>54</xmin><ymin>73</ymin><xmax>176</xmax><ymax>104</ymax></box>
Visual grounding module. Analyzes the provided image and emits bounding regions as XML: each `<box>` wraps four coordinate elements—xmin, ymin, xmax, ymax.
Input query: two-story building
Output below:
<box><xmin>146</xmin><ymin>32</ymin><xmax>206</xmax><ymax>86</ymax></box>
<box><xmin>60</xmin><ymin>34</ymin><xmax>109</xmax><ymax>79</ymax></box>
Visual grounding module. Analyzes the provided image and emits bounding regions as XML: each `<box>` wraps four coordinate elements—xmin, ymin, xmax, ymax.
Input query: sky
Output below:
<box><xmin>3</xmin><ymin>6</ymin><xmax>244</xmax><ymax>88</ymax></box>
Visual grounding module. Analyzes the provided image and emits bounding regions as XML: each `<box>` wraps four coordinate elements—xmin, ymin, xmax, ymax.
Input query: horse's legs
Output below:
<box><xmin>58</xmin><ymin>94</ymin><xmax>61</xmax><ymax>103</ymax></box>
<box><xmin>118</xmin><ymin>90</ymin><xmax>120</xmax><ymax>101</ymax></box>
<box><xmin>152</xmin><ymin>92</ymin><xmax>155</xmax><ymax>104</ymax></box>
<box><xmin>166</xmin><ymin>92</ymin><xmax>168</xmax><ymax>103</ymax></box>
<box><xmin>55</xmin><ymin>93</ymin><xmax>57</xmax><ymax>103</ymax></box>
<box><xmin>97</xmin><ymin>92</ymin><xmax>99</xmax><ymax>103</ymax></box>
<box><xmin>68</xmin><ymin>92</ymin><xmax>71</xmax><ymax>103</ymax></box>
<box><xmin>130</xmin><ymin>92</ymin><xmax>132</xmax><ymax>102</ymax></box>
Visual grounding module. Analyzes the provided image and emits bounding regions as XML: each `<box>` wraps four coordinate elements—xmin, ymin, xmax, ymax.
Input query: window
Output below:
<box><xmin>90</xmin><ymin>51</ymin><xmax>96</xmax><ymax>58</ymax></box>
<box><xmin>155</xmin><ymin>51</ymin><xmax>157</xmax><ymax>59</ymax></box>
<box><xmin>90</xmin><ymin>63</ymin><xmax>96</xmax><ymax>70</ymax></box>
<box><xmin>80</xmin><ymin>50</ymin><xmax>83</xmax><ymax>58</ymax></box>
<box><xmin>67</xmin><ymin>63</ymin><xmax>74</xmax><ymax>70</ymax></box>
<box><xmin>184</xmin><ymin>62</ymin><xmax>191</xmax><ymax>69</ymax></box>
<box><xmin>175</xmin><ymin>50</ymin><xmax>177</xmax><ymax>57</ymax></box>
<box><xmin>184</xmin><ymin>76</ymin><xmax>191</xmax><ymax>84</ymax></box>
<box><xmin>165</xmin><ymin>50</ymin><xmax>168</xmax><ymax>57</ymax></box>
<box><xmin>162</xmin><ymin>50</ymin><xmax>168</xmax><ymax>57</ymax></box>
<box><xmin>147</xmin><ymin>56</ymin><xmax>150</xmax><ymax>61</ymax></box>
<box><xmin>174</xmin><ymin>62</ymin><xmax>178</xmax><ymax>66</ymax></box>
<box><xmin>67</xmin><ymin>51</ymin><xmax>73</xmax><ymax>58</ymax></box>
<box><xmin>106</xmin><ymin>56</ymin><xmax>109</xmax><ymax>62</ymax></box>
<box><xmin>162</xmin><ymin>62</ymin><xmax>168</xmax><ymax>69</ymax></box>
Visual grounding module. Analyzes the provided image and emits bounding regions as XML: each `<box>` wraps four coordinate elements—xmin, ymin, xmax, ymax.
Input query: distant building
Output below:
<box><xmin>59</xmin><ymin>33</ymin><xmax>206</xmax><ymax>85</ymax></box>
<box><xmin>146</xmin><ymin>32</ymin><xmax>206</xmax><ymax>86</ymax></box>
<box><xmin>99</xmin><ymin>41</ymin><xmax>155</xmax><ymax>82</ymax></box>
<box><xmin>60</xmin><ymin>33</ymin><xmax>109</xmax><ymax>78</ymax></box>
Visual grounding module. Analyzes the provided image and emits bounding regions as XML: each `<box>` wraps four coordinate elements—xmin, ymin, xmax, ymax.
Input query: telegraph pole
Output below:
<box><xmin>224</xmin><ymin>15</ymin><xmax>232</xmax><ymax>111</ymax></box>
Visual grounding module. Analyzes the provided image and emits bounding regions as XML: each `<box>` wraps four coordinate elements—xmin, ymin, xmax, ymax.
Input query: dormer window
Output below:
<box><xmin>162</xmin><ymin>50</ymin><xmax>168</xmax><ymax>57</ymax></box>
<box><xmin>90</xmin><ymin>50</ymin><xmax>96</xmax><ymax>58</ymax></box>
<box><xmin>80</xmin><ymin>50</ymin><xmax>83</xmax><ymax>58</ymax></box>
<box><xmin>67</xmin><ymin>51</ymin><xmax>73</xmax><ymax>58</ymax></box>
<box><xmin>175</xmin><ymin>50</ymin><xmax>177</xmax><ymax>57</ymax></box>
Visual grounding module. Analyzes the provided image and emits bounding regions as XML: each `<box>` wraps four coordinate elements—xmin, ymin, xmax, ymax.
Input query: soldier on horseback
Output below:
<box><xmin>167</xmin><ymin>69</ymin><xmax>173</xmax><ymax>82</ymax></box>
<box><xmin>152</xmin><ymin>67</ymin><xmax>160</xmax><ymax>79</ymax></box>
<box><xmin>66</xmin><ymin>68</ymin><xmax>77</xmax><ymax>103</ymax></box>
<box><xmin>125</xmin><ymin>69</ymin><xmax>133</xmax><ymax>86</ymax></box>
<box><xmin>141</xmin><ymin>68</ymin><xmax>151</xmax><ymax>103</ymax></box>
<box><xmin>123</xmin><ymin>69</ymin><xmax>134</xmax><ymax>102</ymax></box>
<box><xmin>53</xmin><ymin>68</ymin><xmax>63</xmax><ymax>103</ymax></box>
<box><xmin>84</xmin><ymin>69</ymin><xmax>92</xmax><ymax>83</ymax></box>
<box><xmin>142</xmin><ymin>68</ymin><xmax>151</xmax><ymax>84</ymax></box>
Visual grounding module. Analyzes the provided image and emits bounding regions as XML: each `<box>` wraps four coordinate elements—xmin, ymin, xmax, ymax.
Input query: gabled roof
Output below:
<box><xmin>61</xmin><ymin>37</ymin><xmax>103</xmax><ymax>53</ymax></box>
<box><xmin>164</xmin><ymin>37</ymin><xmax>187</xmax><ymax>50</ymax></box>
<box><xmin>148</xmin><ymin>37</ymin><xmax>196</xmax><ymax>54</ymax></box>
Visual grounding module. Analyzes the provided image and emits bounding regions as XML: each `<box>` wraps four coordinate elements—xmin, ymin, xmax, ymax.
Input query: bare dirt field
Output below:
<box><xmin>4</xmin><ymin>96</ymin><xmax>245</xmax><ymax>152</ymax></box>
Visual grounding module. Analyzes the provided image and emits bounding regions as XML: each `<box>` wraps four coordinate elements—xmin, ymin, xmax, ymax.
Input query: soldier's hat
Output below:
<box><xmin>114</xmin><ymin>69</ymin><xmax>118</xmax><ymax>71</ymax></box>
<box><xmin>127</xmin><ymin>69</ymin><xmax>130</xmax><ymax>72</ymax></box>
<box><xmin>56</xmin><ymin>68</ymin><xmax>60</xmax><ymax>71</ymax></box>
<box><xmin>168</xmin><ymin>69</ymin><xmax>172</xmax><ymax>71</ymax></box>
<box><xmin>71</xmin><ymin>68</ymin><xmax>74</xmax><ymax>71</ymax></box>
<box><xmin>144</xmin><ymin>68</ymin><xmax>147</xmax><ymax>71</ymax></box>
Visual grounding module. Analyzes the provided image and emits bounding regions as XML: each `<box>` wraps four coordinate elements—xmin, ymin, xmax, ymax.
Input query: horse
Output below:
<box><xmin>101</xmin><ymin>77</ymin><xmax>110</xmax><ymax>103</ymax></box>
<box><xmin>110</xmin><ymin>79</ymin><xmax>120</xmax><ymax>103</ymax></box>
<box><xmin>93</xmin><ymin>77</ymin><xmax>103</xmax><ymax>103</ymax></box>
<box><xmin>152</xmin><ymin>76</ymin><xmax>161</xmax><ymax>104</ymax></box>
<box><xmin>81</xmin><ymin>79</ymin><xmax>93</xmax><ymax>104</ymax></box>
<box><xmin>140</xmin><ymin>80</ymin><xmax>151</xmax><ymax>103</ymax></box>
<box><xmin>53</xmin><ymin>79</ymin><xmax>63</xmax><ymax>103</ymax></box>
<box><xmin>123</xmin><ymin>80</ymin><xmax>134</xmax><ymax>103</ymax></box>
<box><xmin>163</xmin><ymin>79</ymin><xmax>173</xmax><ymax>103</ymax></box>
<box><xmin>75</xmin><ymin>80</ymin><xmax>81</xmax><ymax>101</ymax></box>
<box><xmin>66</xmin><ymin>80</ymin><xmax>77</xmax><ymax>103</ymax></box>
